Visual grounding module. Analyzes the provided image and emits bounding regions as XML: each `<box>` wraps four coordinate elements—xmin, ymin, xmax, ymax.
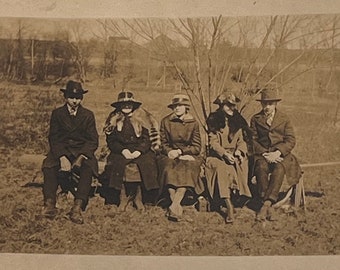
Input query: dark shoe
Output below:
<box><xmin>42</xmin><ymin>199</ymin><xmax>58</xmax><ymax>219</ymax></box>
<box><xmin>69</xmin><ymin>199</ymin><xmax>84</xmax><ymax>224</ymax></box>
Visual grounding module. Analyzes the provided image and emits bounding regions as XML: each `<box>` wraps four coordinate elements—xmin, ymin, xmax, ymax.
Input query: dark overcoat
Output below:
<box><xmin>104</xmin><ymin>116</ymin><xmax>159</xmax><ymax>191</ymax></box>
<box><xmin>250</xmin><ymin>109</ymin><xmax>302</xmax><ymax>185</ymax></box>
<box><xmin>42</xmin><ymin>104</ymin><xmax>99</xmax><ymax>175</ymax></box>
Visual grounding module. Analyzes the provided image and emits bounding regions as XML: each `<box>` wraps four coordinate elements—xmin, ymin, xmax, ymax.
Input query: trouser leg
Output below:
<box><xmin>105</xmin><ymin>187</ymin><xmax>121</xmax><ymax>205</ymax></box>
<box><xmin>265</xmin><ymin>163</ymin><xmax>285</xmax><ymax>203</ymax></box>
<box><xmin>254</xmin><ymin>158</ymin><xmax>270</xmax><ymax>200</ymax></box>
<box><xmin>75</xmin><ymin>163</ymin><xmax>93</xmax><ymax>204</ymax></box>
<box><xmin>43</xmin><ymin>166</ymin><xmax>59</xmax><ymax>204</ymax></box>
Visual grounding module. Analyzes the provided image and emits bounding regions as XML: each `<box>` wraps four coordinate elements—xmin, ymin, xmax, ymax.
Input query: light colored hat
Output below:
<box><xmin>168</xmin><ymin>93</ymin><xmax>191</xmax><ymax>109</ymax></box>
<box><xmin>110</xmin><ymin>91</ymin><xmax>142</xmax><ymax>110</ymax></box>
<box><xmin>213</xmin><ymin>92</ymin><xmax>240</xmax><ymax>105</ymax></box>
<box><xmin>256</xmin><ymin>88</ymin><xmax>282</xmax><ymax>102</ymax></box>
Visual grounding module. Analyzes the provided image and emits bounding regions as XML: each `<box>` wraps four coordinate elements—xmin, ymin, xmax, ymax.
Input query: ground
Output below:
<box><xmin>0</xmin><ymin>80</ymin><xmax>339</xmax><ymax>255</ymax></box>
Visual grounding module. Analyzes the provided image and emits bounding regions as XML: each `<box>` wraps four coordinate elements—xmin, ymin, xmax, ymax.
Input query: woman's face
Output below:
<box><xmin>173</xmin><ymin>104</ymin><xmax>187</xmax><ymax>117</ymax></box>
<box><xmin>121</xmin><ymin>103</ymin><xmax>133</xmax><ymax>114</ymax></box>
<box><xmin>222</xmin><ymin>103</ymin><xmax>235</xmax><ymax>116</ymax></box>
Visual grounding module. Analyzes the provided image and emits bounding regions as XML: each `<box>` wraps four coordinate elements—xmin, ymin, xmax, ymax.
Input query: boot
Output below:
<box><xmin>42</xmin><ymin>198</ymin><xmax>58</xmax><ymax>219</ymax></box>
<box><xmin>69</xmin><ymin>199</ymin><xmax>84</xmax><ymax>224</ymax></box>
<box><xmin>224</xmin><ymin>198</ymin><xmax>234</xmax><ymax>224</ymax></box>
<box><xmin>133</xmin><ymin>185</ymin><xmax>145</xmax><ymax>211</ymax></box>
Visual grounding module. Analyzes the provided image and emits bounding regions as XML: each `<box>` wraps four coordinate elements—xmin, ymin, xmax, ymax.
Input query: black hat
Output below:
<box><xmin>111</xmin><ymin>91</ymin><xmax>142</xmax><ymax>110</ymax></box>
<box><xmin>60</xmin><ymin>80</ymin><xmax>88</xmax><ymax>98</ymax></box>
<box><xmin>213</xmin><ymin>92</ymin><xmax>240</xmax><ymax>106</ymax></box>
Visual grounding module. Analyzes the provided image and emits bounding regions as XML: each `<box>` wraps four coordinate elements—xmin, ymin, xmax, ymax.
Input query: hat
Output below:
<box><xmin>213</xmin><ymin>92</ymin><xmax>240</xmax><ymax>106</ymax></box>
<box><xmin>256</xmin><ymin>88</ymin><xmax>282</xmax><ymax>102</ymax></box>
<box><xmin>168</xmin><ymin>93</ymin><xmax>191</xmax><ymax>109</ymax></box>
<box><xmin>110</xmin><ymin>91</ymin><xmax>142</xmax><ymax>110</ymax></box>
<box><xmin>60</xmin><ymin>80</ymin><xmax>88</xmax><ymax>98</ymax></box>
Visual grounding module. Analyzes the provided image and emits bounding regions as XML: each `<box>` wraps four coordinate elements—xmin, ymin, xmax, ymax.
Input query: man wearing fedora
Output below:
<box><xmin>205</xmin><ymin>92</ymin><xmax>252</xmax><ymax>224</ymax></box>
<box><xmin>101</xmin><ymin>91</ymin><xmax>159</xmax><ymax>211</ymax></box>
<box><xmin>250</xmin><ymin>88</ymin><xmax>301</xmax><ymax>221</ymax></box>
<box><xmin>41</xmin><ymin>80</ymin><xmax>99</xmax><ymax>224</ymax></box>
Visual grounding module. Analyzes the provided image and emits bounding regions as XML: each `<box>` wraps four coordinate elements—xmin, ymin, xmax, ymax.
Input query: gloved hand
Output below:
<box><xmin>168</xmin><ymin>149</ymin><xmax>182</xmax><ymax>159</ymax></box>
<box><xmin>60</xmin><ymin>156</ymin><xmax>71</xmax><ymax>171</ymax></box>
<box><xmin>263</xmin><ymin>150</ymin><xmax>283</xmax><ymax>163</ymax></box>
<box><xmin>179</xmin><ymin>155</ymin><xmax>195</xmax><ymax>161</ymax></box>
<box><xmin>122</xmin><ymin>149</ymin><xmax>134</xmax><ymax>159</ymax></box>
<box><xmin>223</xmin><ymin>151</ymin><xmax>235</xmax><ymax>164</ymax></box>
<box><xmin>234</xmin><ymin>149</ymin><xmax>244</xmax><ymax>164</ymax></box>
<box><xmin>131</xmin><ymin>151</ymin><xmax>141</xmax><ymax>159</ymax></box>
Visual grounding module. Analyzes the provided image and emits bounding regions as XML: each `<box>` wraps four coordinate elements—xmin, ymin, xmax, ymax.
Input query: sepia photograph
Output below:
<box><xmin>0</xmin><ymin>0</ymin><xmax>339</xmax><ymax>269</ymax></box>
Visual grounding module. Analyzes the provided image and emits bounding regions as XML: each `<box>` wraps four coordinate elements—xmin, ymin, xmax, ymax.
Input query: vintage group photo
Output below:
<box><xmin>0</xmin><ymin>11</ymin><xmax>339</xmax><ymax>257</ymax></box>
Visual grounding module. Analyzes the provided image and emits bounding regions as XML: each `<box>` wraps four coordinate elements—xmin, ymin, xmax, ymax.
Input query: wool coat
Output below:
<box><xmin>158</xmin><ymin>112</ymin><xmax>204</xmax><ymax>195</ymax></box>
<box><xmin>205</xmin><ymin>112</ymin><xmax>252</xmax><ymax>198</ymax></box>
<box><xmin>42</xmin><ymin>104</ymin><xmax>99</xmax><ymax>175</ymax></box>
<box><xmin>104</xmin><ymin>114</ymin><xmax>159</xmax><ymax>191</ymax></box>
<box><xmin>250</xmin><ymin>109</ymin><xmax>302</xmax><ymax>185</ymax></box>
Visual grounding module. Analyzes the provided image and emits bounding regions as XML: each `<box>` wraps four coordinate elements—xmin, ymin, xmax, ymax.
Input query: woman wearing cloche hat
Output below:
<box><xmin>158</xmin><ymin>93</ymin><xmax>204</xmax><ymax>222</ymax></box>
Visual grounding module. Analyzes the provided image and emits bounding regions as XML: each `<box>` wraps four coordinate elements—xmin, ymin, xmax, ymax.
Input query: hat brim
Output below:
<box><xmin>60</xmin><ymin>89</ymin><xmax>88</xmax><ymax>94</ymax></box>
<box><xmin>167</xmin><ymin>102</ymin><xmax>191</xmax><ymax>109</ymax></box>
<box><xmin>256</xmin><ymin>98</ymin><xmax>282</xmax><ymax>102</ymax></box>
<box><xmin>111</xmin><ymin>100</ymin><xmax>142</xmax><ymax>109</ymax></box>
<box><xmin>213</xmin><ymin>98</ymin><xmax>240</xmax><ymax>105</ymax></box>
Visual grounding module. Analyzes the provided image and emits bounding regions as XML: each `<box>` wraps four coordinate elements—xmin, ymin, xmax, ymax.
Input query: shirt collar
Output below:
<box><xmin>67</xmin><ymin>104</ymin><xmax>79</xmax><ymax>116</ymax></box>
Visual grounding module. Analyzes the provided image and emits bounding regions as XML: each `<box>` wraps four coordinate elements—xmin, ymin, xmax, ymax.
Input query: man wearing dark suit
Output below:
<box><xmin>42</xmin><ymin>80</ymin><xmax>98</xmax><ymax>224</ymax></box>
<box><xmin>250</xmin><ymin>88</ymin><xmax>301</xmax><ymax>221</ymax></box>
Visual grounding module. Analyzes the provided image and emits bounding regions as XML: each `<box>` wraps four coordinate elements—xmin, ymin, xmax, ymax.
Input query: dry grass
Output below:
<box><xmin>0</xmin><ymin>80</ymin><xmax>339</xmax><ymax>255</ymax></box>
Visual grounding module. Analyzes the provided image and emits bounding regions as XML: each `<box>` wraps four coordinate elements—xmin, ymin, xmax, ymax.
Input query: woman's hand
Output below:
<box><xmin>168</xmin><ymin>149</ymin><xmax>182</xmax><ymax>159</ymax></box>
<box><xmin>223</xmin><ymin>151</ymin><xmax>235</xmax><ymax>164</ymax></box>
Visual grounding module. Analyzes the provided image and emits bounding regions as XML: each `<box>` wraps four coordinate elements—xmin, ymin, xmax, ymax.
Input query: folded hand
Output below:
<box><xmin>178</xmin><ymin>155</ymin><xmax>195</xmax><ymax>161</ymax></box>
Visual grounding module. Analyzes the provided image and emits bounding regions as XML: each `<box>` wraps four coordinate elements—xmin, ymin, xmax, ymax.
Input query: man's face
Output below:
<box><xmin>261</xmin><ymin>101</ymin><xmax>277</xmax><ymax>115</ymax></box>
<box><xmin>173</xmin><ymin>104</ymin><xmax>186</xmax><ymax>117</ymax></box>
<box><xmin>66</xmin><ymin>96</ymin><xmax>82</xmax><ymax>108</ymax></box>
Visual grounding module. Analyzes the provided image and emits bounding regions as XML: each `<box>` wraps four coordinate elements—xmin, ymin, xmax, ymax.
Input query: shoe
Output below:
<box><xmin>256</xmin><ymin>200</ymin><xmax>271</xmax><ymax>222</ymax></box>
<box><xmin>42</xmin><ymin>199</ymin><xmax>58</xmax><ymax>219</ymax></box>
<box><xmin>69</xmin><ymin>199</ymin><xmax>84</xmax><ymax>224</ymax></box>
<box><xmin>224</xmin><ymin>198</ymin><xmax>234</xmax><ymax>224</ymax></box>
<box><xmin>167</xmin><ymin>208</ymin><xmax>180</xmax><ymax>222</ymax></box>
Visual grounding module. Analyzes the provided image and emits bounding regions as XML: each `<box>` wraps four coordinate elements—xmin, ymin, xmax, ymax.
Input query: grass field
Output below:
<box><xmin>0</xmin><ymin>79</ymin><xmax>339</xmax><ymax>255</ymax></box>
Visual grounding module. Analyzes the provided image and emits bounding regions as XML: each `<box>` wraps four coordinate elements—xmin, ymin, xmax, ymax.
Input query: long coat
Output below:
<box><xmin>42</xmin><ymin>104</ymin><xmax>99</xmax><ymax>175</ymax></box>
<box><xmin>158</xmin><ymin>112</ymin><xmax>204</xmax><ymax>194</ymax></box>
<box><xmin>250</xmin><ymin>109</ymin><xmax>302</xmax><ymax>185</ymax></box>
<box><xmin>205</xmin><ymin>112</ymin><xmax>252</xmax><ymax>198</ymax></box>
<box><xmin>104</xmin><ymin>114</ymin><xmax>159</xmax><ymax>191</ymax></box>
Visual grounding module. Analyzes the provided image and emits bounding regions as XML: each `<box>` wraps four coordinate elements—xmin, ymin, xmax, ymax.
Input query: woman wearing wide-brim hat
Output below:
<box><xmin>205</xmin><ymin>92</ymin><xmax>252</xmax><ymax>224</ymax></box>
<box><xmin>158</xmin><ymin>93</ymin><xmax>204</xmax><ymax>222</ymax></box>
<box><xmin>100</xmin><ymin>91</ymin><xmax>159</xmax><ymax>212</ymax></box>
